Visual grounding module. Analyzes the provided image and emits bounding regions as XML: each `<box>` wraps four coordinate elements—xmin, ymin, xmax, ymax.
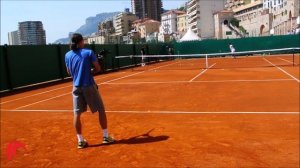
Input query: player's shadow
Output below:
<box><xmin>88</xmin><ymin>129</ymin><xmax>169</xmax><ymax>147</ymax></box>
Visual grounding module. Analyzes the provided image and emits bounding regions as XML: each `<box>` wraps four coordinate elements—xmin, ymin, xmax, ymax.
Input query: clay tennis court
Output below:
<box><xmin>1</xmin><ymin>54</ymin><xmax>299</xmax><ymax>167</ymax></box>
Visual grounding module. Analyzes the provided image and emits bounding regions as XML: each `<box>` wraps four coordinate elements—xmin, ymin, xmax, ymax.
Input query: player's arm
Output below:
<box><xmin>65</xmin><ymin>61</ymin><xmax>71</xmax><ymax>76</ymax></box>
<box><xmin>92</xmin><ymin>60</ymin><xmax>101</xmax><ymax>74</ymax></box>
<box><xmin>90</xmin><ymin>50</ymin><xmax>101</xmax><ymax>74</ymax></box>
<box><xmin>65</xmin><ymin>56</ymin><xmax>71</xmax><ymax>76</ymax></box>
<box><xmin>66</xmin><ymin>67</ymin><xmax>71</xmax><ymax>76</ymax></box>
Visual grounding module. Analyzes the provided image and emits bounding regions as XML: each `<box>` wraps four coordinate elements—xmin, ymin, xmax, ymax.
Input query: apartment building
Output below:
<box><xmin>98</xmin><ymin>20</ymin><xmax>114</xmax><ymax>36</ymax></box>
<box><xmin>233</xmin><ymin>0</ymin><xmax>272</xmax><ymax>36</ymax></box>
<box><xmin>87</xmin><ymin>35</ymin><xmax>108</xmax><ymax>44</ymax></box>
<box><xmin>187</xmin><ymin>0</ymin><xmax>225</xmax><ymax>38</ymax></box>
<box><xmin>126</xmin><ymin>18</ymin><xmax>151</xmax><ymax>43</ymax></box>
<box><xmin>114</xmin><ymin>12</ymin><xmax>138</xmax><ymax>36</ymax></box>
<box><xmin>225</xmin><ymin>0</ymin><xmax>246</xmax><ymax>10</ymax></box>
<box><xmin>160</xmin><ymin>10</ymin><xmax>186</xmax><ymax>35</ymax></box>
<box><xmin>214</xmin><ymin>10</ymin><xmax>237</xmax><ymax>39</ymax></box>
<box><xmin>131</xmin><ymin>0</ymin><xmax>162</xmax><ymax>21</ymax></box>
<box><xmin>8</xmin><ymin>30</ymin><xmax>20</xmax><ymax>45</ymax></box>
<box><xmin>263</xmin><ymin>0</ymin><xmax>283</xmax><ymax>9</ymax></box>
<box><xmin>177</xmin><ymin>13</ymin><xmax>188</xmax><ymax>37</ymax></box>
<box><xmin>139</xmin><ymin>19</ymin><xmax>160</xmax><ymax>38</ymax></box>
<box><xmin>264</xmin><ymin>0</ymin><xmax>299</xmax><ymax>35</ymax></box>
<box><xmin>18</xmin><ymin>21</ymin><xmax>46</xmax><ymax>45</ymax></box>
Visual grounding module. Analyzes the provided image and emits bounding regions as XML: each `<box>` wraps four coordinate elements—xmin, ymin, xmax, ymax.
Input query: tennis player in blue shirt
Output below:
<box><xmin>65</xmin><ymin>33</ymin><xmax>114</xmax><ymax>149</ymax></box>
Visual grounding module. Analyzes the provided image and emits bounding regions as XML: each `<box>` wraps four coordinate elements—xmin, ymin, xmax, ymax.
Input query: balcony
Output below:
<box><xmin>116</xmin><ymin>14</ymin><xmax>123</xmax><ymax>19</ymax></box>
<box><xmin>116</xmin><ymin>25</ymin><xmax>125</xmax><ymax>29</ymax></box>
<box><xmin>187</xmin><ymin>0</ymin><xmax>197</xmax><ymax>6</ymax></box>
<box><xmin>187</xmin><ymin>3</ymin><xmax>198</xmax><ymax>13</ymax></box>
<box><xmin>189</xmin><ymin>21</ymin><xmax>197</xmax><ymax>28</ymax></box>
<box><xmin>189</xmin><ymin>9</ymin><xmax>197</xmax><ymax>16</ymax></box>
<box><xmin>189</xmin><ymin>13</ymin><xmax>200</xmax><ymax>21</ymax></box>
<box><xmin>115</xmin><ymin>19</ymin><xmax>124</xmax><ymax>24</ymax></box>
<box><xmin>188</xmin><ymin>3</ymin><xmax>197</xmax><ymax>11</ymax></box>
<box><xmin>191</xmin><ymin>26</ymin><xmax>198</xmax><ymax>32</ymax></box>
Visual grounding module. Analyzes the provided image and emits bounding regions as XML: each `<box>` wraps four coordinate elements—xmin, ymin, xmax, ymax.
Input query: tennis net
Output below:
<box><xmin>115</xmin><ymin>47</ymin><xmax>300</xmax><ymax>70</ymax></box>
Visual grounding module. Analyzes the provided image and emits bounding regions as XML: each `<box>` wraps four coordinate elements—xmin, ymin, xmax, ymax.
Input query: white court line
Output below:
<box><xmin>1</xmin><ymin>109</ymin><xmax>299</xmax><ymax>115</ymax></box>
<box><xmin>0</xmin><ymin>73</ymin><xmax>124</xmax><ymax>105</ymax></box>
<box><xmin>263</xmin><ymin>58</ymin><xmax>300</xmax><ymax>82</ymax></box>
<box><xmin>12</xmin><ymin>62</ymin><xmax>180</xmax><ymax>110</ymax></box>
<box><xmin>11</xmin><ymin>72</ymin><xmax>141</xmax><ymax>110</ymax></box>
<box><xmin>103</xmin><ymin>79</ymin><xmax>294</xmax><ymax>85</ymax></box>
<box><xmin>278</xmin><ymin>57</ymin><xmax>293</xmax><ymax>64</ymax></box>
<box><xmin>101</xmin><ymin>61</ymin><xmax>181</xmax><ymax>84</ymax></box>
<box><xmin>193</xmin><ymin>79</ymin><xmax>293</xmax><ymax>83</ymax></box>
<box><xmin>189</xmin><ymin>63</ymin><xmax>216</xmax><ymax>82</ymax></box>
<box><xmin>101</xmin><ymin>71</ymin><xmax>145</xmax><ymax>84</ymax></box>
<box><xmin>14</xmin><ymin>93</ymin><xmax>71</xmax><ymax>110</ymax></box>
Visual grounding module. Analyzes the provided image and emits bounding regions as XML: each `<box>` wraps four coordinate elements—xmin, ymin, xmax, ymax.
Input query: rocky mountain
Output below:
<box><xmin>54</xmin><ymin>12</ymin><xmax>119</xmax><ymax>44</ymax></box>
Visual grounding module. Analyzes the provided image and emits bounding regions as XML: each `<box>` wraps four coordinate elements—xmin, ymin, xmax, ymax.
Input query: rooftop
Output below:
<box><xmin>213</xmin><ymin>10</ymin><xmax>234</xmax><ymax>15</ymax></box>
<box><xmin>140</xmin><ymin>19</ymin><xmax>160</xmax><ymax>25</ymax></box>
<box><xmin>232</xmin><ymin>0</ymin><xmax>263</xmax><ymax>13</ymax></box>
<box><xmin>132</xmin><ymin>18</ymin><xmax>151</xmax><ymax>24</ymax></box>
<box><xmin>162</xmin><ymin>10</ymin><xmax>186</xmax><ymax>16</ymax></box>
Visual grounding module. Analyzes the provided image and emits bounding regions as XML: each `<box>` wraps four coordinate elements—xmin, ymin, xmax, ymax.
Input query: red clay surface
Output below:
<box><xmin>1</xmin><ymin>55</ymin><xmax>299</xmax><ymax>168</ymax></box>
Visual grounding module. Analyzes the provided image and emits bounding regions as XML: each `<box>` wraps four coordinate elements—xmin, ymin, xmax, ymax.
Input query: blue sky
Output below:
<box><xmin>1</xmin><ymin>0</ymin><xmax>186</xmax><ymax>44</ymax></box>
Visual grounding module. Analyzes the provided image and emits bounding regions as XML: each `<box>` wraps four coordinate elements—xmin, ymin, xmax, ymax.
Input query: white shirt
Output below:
<box><xmin>229</xmin><ymin>45</ymin><xmax>235</xmax><ymax>53</ymax></box>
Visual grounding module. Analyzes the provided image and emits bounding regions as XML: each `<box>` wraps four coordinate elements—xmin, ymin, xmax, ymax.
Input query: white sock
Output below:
<box><xmin>103</xmin><ymin>129</ymin><xmax>108</xmax><ymax>138</ymax></box>
<box><xmin>77</xmin><ymin>134</ymin><xmax>84</xmax><ymax>142</ymax></box>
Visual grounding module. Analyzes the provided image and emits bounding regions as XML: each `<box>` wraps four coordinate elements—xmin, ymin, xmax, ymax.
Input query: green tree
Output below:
<box><xmin>230</xmin><ymin>18</ymin><xmax>240</xmax><ymax>27</ymax></box>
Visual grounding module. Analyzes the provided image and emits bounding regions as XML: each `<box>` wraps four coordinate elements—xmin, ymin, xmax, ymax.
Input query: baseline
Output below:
<box><xmin>1</xmin><ymin>109</ymin><xmax>299</xmax><ymax>115</ymax></box>
<box><xmin>103</xmin><ymin>79</ymin><xmax>294</xmax><ymax>85</ymax></box>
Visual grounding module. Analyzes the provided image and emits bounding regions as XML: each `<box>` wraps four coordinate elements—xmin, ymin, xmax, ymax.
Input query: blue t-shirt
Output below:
<box><xmin>65</xmin><ymin>48</ymin><xmax>97</xmax><ymax>87</ymax></box>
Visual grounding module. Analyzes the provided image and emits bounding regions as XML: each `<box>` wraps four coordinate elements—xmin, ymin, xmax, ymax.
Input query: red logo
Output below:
<box><xmin>5</xmin><ymin>141</ymin><xmax>26</xmax><ymax>160</ymax></box>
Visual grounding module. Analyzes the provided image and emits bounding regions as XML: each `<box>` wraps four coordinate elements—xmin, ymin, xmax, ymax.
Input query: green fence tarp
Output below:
<box><xmin>0</xmin><ymin>46</ymin><xmax>9</xmax><ymax>91</ymax></box>
<box><xmin>7</xmin><ymin>45</ymin><xmax>61</xmax><ymax>88</ymax></box>
<box><xmin>174</xmin><ymin>35</ymin><xmax>300</xmax><ymax>54</ymax></box>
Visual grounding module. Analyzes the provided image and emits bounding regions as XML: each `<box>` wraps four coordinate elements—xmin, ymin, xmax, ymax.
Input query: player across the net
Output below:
<box><xmin>115</xmin><ymin>47</ymin><xmax>300</xmax><ymax>70</ymax></box>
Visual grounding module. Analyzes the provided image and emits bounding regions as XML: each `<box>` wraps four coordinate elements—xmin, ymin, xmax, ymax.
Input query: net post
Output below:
<box><xmin>205</xmin><ymin>54</ymin><xmax>208</xmax><ymax>69</ymax></box>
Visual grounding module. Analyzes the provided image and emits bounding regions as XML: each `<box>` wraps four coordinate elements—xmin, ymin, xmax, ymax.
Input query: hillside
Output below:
<box><xmin>54</xmin><ymin>12</ymin><xmax>119</xmax><ymax>44</ymax></box>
